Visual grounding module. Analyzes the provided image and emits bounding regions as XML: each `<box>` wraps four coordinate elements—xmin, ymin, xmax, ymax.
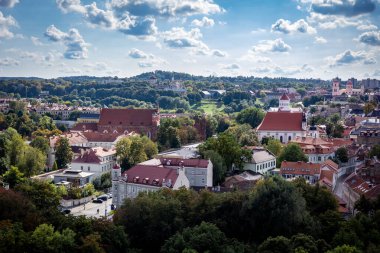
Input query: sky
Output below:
<box><xmin>0</xmin><ymin>0</ymin><xmax>380</xmax><ymax>80</ymax></box>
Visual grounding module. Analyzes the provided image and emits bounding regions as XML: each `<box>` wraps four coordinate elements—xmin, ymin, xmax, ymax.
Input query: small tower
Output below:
<box><xmin>279</xmin><ymin>93</ymin><xmax>290</xmax><ymax>111</ymax></box>
<box><xmin>112</xmin><ymin>164</ymin><xmax>121</xmax><ymax>207</ymax></box>
<box><xmin>346</xmin><ymin>80</ymin><xmax>353</xmax><ymax>95</ymax></box>
<box><xmin>332</xmin><ymin>78</ymin><xmax>340</xmax><ymax>96</ymax></box>
<box><xmin>360</xmin><ymin>82</ymin><xmax>365</xmax><ymax>94</ymax></box>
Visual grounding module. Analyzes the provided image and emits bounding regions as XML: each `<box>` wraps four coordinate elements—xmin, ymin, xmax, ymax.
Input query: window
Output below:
<box><xmin>88</xmin><ymin>166</ymin><xmax>90</xmax><ymax>171</ymax></box>
<box><xmin>81</xmin><ymin>166</ymin><xmax>83</xmax><ymax>170</ymax></box>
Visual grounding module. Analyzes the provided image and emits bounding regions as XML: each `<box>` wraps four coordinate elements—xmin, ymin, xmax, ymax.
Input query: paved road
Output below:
<box><xmin>334</xmin><ymin>173</ymin><xmax>350</xmax><ymax>199</ymax></box>
<box><xmin>69</xmin><ymin>198</ymin><xmax>113</xmax><ymax>218</ymax></box>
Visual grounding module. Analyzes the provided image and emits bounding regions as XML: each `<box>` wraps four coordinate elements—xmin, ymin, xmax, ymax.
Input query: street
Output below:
<box><xmin>334</xmin><ymin>173</ymin><xmax>350</xmax><ymax>199</ymax></box>
<box><xmin>69</xmin><ymin>198</ymin><xmax>113</xmax><ymax>218</ymax></box>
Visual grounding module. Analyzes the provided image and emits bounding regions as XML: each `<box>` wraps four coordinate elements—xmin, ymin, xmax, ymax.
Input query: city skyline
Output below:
<box><xmin>0</xmin><ymin>0</ymin><xmax>380</xmax><ymax>79</ymax></box>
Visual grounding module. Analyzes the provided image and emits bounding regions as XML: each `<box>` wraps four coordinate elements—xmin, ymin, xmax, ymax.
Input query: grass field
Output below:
<box><xmin>191</xmin><ymin>100</ymin><xmax>225</xmax><ymax>114</ymax></box>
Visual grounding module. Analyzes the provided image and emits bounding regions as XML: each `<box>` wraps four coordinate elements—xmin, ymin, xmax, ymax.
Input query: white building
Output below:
<box><xmin>112</xmin><ymin>164</ymin><xmax>190</xmax><ymax>207</ymax></box>
<box><xmin>70</xmin><ymin>147</ymin><xmax>116</xmax><ymax>178</ymax></box>
<box><xmin>280</xmin><ymin>161</ymin><xmax>321</xmax><ymax>184</ymax></box>
<box><xmin>53</xmin><ymin>170</ymin><xmax>94</xmax><ymax>187</ymax></box>
<box><xmin>243</xmin><ymin>147</ymin><xmax>276</xmax><ymax>174</ymax></box>
<box><xmin>290</xmin><ymin>137</ymin><xmax>336</xmax><ymax>164</ymax></box>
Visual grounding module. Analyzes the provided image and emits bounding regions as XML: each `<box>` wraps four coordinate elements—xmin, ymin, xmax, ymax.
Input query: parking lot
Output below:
<box><xmin>69</xmin><ymin>198</ymin><xmax>113</xmax><ymax>218</ymax></box>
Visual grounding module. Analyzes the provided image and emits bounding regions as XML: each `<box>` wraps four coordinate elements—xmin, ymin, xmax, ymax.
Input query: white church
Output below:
<box><xmin>257</xmin><ymin>93</ymin><xmax>307</xmax><ymax>144</ymax></box>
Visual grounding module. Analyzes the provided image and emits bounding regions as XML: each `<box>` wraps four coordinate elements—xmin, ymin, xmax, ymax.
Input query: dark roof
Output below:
<box><xmin>98</xmin><ymin>108</ymin><xmax>158</xmax><ymax>126</ymax></box>
<box><xmin>257</xmin><ymin>111</ymin><xmax>304</xmax><ymax>131</ymax></box>
<box><xmin>280</xmin><ymin>93</ymin><xmax>290</xmax><ymax>100</ymax></box>
<box><xmin>82</xmin><ymin>131</ymin><xmax>124</xmax><ymax>142</ymax></box>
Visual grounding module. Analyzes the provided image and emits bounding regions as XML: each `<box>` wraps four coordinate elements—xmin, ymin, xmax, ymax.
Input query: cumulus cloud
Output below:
<box><xmin>0</xmin><ymin>11</ymin><xmax>17</xmax><ymax>39</ymax></box>
<box><xmin>251</xmin><ymin>38</ymin><xmax>291</xmax><ymax>53</ymax></box>
<box><xmin>84</xmin><ymin>2</ymin><xmax>117</xmax><ymax>28</ymax></box>
<box><xmin>212</xmin><ymin>49</ymin><xmax>227</xmax><ymax>57</ymax></box>
<box><xmin>328</xmin><ymin>50</ymin><xmax>370</xmax><ymax>66</ymax></box>
<box><xmin>314</xmin><ymin>36</ymin><xmax>327</xmax><ymax>43</ymax></box>
<box><xmin>31</xmin><ymin>36</ymin><xmax>43</xmax><ymax>46</ymax></box>
<box><xmin>220</xmin><ymin>63</ymin><xmax>240</xmax><ymax>70</ymax></box>
<box><xmin>271</xmin><ymin>19</ymin><xmax>316</xmax><ymax>34</ymax></box>
<box><xmin>364</xmin><ymin>57</ymin><xmax>377</xmax><ymax>64</ymax></box>
<box><xmin>44</xmin><ymin>25</ymin><xmax>89</xmax><ymax>59</ymax></box>
<box><xmin>191</xmin><ymin>17</ymin><xmax>215</xmax><ymax>27</ymax></box>
<box><xmin>358</xmin><ymin>31</ymin><xmax>380</xmax><ymax>46</ymax></box>
<box><xmin>56</xmin><ymin>0</ymin><xmax>86</xmax><ymax>13</ymax></box>
<box><xmin>109</xmin><ymin>0</ymin><xmax>224</xmax><ymax>18</ymax></box>
<box><xmin>0</xmin><ymin>0</ymin><xmax>19</xmax><ymax>8</ymax></box>
<box><xmin>357</xmin><ymin>24</ymin><xmax>378</xmax><ymax>30</ymax></box>
<box><xmin>161</xmin><ymin>27</ymin><xmax>207</xmax><ymax>49</ymax></box>
<box><xmin>307</xmin><ymin>12</ymin><xmax>362</xmax><ymax>29</ymax></box>
<box><xmin>311</xmin><ymin>0</ymin><xmax>376</xmax><ymax>17</ymax></box>
<box><xmin>118</xmin><ymin>16</ymin><xmax>157</xmax><ymax>38</ymax></box>
<box><xmin>0</xmin><ymin>57</ymin><xmax>19</xmax><ymax>66</ymax></box>
<box><xmin>138</xmin><ymin>57</ymin><xmax>167</xmax><ymax>68</ymax></box>
<box><xmin>128</xmin><ymin>48</ymin><xmax>149</xmax><ymax>59</ymax></box>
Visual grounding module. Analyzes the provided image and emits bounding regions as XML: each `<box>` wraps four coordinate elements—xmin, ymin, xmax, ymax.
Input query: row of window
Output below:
<box><xmin>256</xmin><ymin>161</ymin><xmax>275</xmax><ymax>172</ymax></box>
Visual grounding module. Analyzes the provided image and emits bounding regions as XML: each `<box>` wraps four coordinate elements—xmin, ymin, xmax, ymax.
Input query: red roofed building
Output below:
<box><xmin>97</xmin><ymin>108</ymin><xmax>160</xmax><ymax>139</ymax></box>
<box><xmin>257</xmin><ymin>111</ymin><xmax>307</xmax><ymax>143</ymax></box>
<box><xmin>280</xmin><ymin>161</ymin><xmax>321</xmax><ymax>184</ymax></box>
<box><xmin>111</xmin><ymin>164</ymin><xmax>189</xmax><ymax>206</ymax></box>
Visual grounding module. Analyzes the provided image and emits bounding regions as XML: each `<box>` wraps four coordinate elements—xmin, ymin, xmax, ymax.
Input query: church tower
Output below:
<box><xmin>279</xmin><ymin>93</ymin><xmax>290</xmax><ymax>111</ymax></box>
<box><xmin>346</xmin><ymin>80</ymin><xmax>353</xmax><ymax>95</ymax></box>
<box><xmin>112</xmin><ymin>164</ymin><xmax>121</xmax><ymax>207</ymax></box>
<box><xmin>332</xmin><ymin>78</ymin><xmax>340</xmax><ymax>96</ymax></box>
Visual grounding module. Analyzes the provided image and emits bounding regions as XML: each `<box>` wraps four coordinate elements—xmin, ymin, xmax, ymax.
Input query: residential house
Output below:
<box><xmin>53</xmin><ymin>170</ymin><xmax>94</xmax><ymax>187</ymax></box>
<box><xmin>243</xmin><ymin>146</ymin><xmax>276</xmax><ymax>174</ymax></box>
<box><xmin>280</xmin><ymin>161</ymin><xmax>321</xmax><ymax>184</ymax></box>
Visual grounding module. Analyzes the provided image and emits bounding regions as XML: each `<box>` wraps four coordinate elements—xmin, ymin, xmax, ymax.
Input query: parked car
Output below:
<box><xmin>92</xmin><ymin>199</ymin><xmax>103</xmax><ymax>203</ymax></box>
<box><xmin>107</xmin><ymin>193</ymin><xmax>112</xmax><ymax>199</ymax></box>
<box><xmin>97</xmin><ymin>195</ymin><xmax>108</xmax><ymax>201</ymax></box>
<box><xmin>62</xmin><ymin>209</ymin><xmax>71</xmax><ymax>214</ymax></box>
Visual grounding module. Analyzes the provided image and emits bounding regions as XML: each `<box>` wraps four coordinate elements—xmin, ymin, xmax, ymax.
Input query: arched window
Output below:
<box><xmin>288</xmin><ymin>136</ymin><xmax>291</xmax><ymax>141</ymax></box>
<box><xmin>280</xmin><ymin>136</ymin><xmax>283</xmax><ymax>143</ymax></box>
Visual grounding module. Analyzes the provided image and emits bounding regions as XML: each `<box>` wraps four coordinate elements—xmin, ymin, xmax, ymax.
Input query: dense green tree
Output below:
<box><xmin>291</xmin><ymin>233</ymin><xmax>318</xmax><ymax>253</ymax></box>
<box><xmin>278</xmin><ymin>143</ymin><xmax>308</xmax><ymax>164</ymax></box>
<box><xmin>203</xmin><ymin>150</ymin><xmax>226</xmax><ymax>185</ymax></box>
<box><xmin>2</xmin><ymin>166</ymin><xmax>25</xmax><ymax>188</ymax></box>
<box><xmin>30</xmin><ymin>136</ymin><xmax>50</xmax><ymax>155</ymax></box>
<box><xmin>161</xmin><ymin>222</ymin><xmax>247</xmax><ymax>253</ymax></box>
<box><xmin>225</xmin><ymin>124</ymin><xmax>259</xmax><ymax>146</ymax></box>
<box><xmin>369</xmin><ymin>145</ymin><xmax>380</xmax><ymax>159</ymax></box>
<box><xmin>241</xmin><ymin>177</ymin><xmax>309</xmax><ymax>241</ymax></box>
<box><xmin>55</xmin><ymin>137</ymin><xmax>73</xmax><ymax>169</ymax></box>
<box><xmin>236</xmin><ymin>107</ymin><xmax>265</xmax><ymax>128</ymax></box>
<box><xmin>199</xmin><ymin>133</ymin><xmax>250</xmax><ymax>170</ymax></box>
<box><xmin>266</xmin><ymin>139</ymin><xmax>283</xmax><ymax>156</ymax></box>
<box><xmin>335</xmin><ymin>147</ymin><xmax>349</xmax><ymax>163</ymax></box>
<box><xmin>258</xmin><ymin>236</ymin><xmax>292</xmax><ymax>253</ymax></box>
<box><xmin>327</xmin><ymin>245</ymin><xmax>362</xmax><ymax>253</ymax></box>
<box><xmin>17</xmin><ymin>146</ymin><xmax>46</xmax><ymax>176</ymax></box>
<box><xmin>141</xmin><ymin>136</ymin><xmax>158</xmax><ymax>159</ymax></box>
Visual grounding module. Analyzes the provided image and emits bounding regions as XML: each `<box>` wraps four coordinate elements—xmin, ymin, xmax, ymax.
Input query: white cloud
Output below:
<box><xmin>212</xmin><ymin>49</ymin><xmax>227</xmax><ymax>57</ymax></box>
<box><xmin>220</xmin><ymin>63</ymin><xmax>240</xmax><ymax>70</ymax></box>
<box><xmin>307</xmin><ymin>12</ymin><xmax>362</xmax><ymax>29</ymax></box>
<box><xmin>161</xmin><ymin>27</ymin><xmax>208</xmax><ymax>49</ymax></box>
<box><xmin>311</xmin><ymin>0</ymin><xmax>376</xmax><ymax>17</ymax></box>
<box><xmin>44</xmin><ymin>25</ymin><xmax>89</xmax><ymax>59</ymax></box>
<box><xmin>271</xmin><ymin>19</ymin><xmax>316</xmax><ymax>34</ymax></box>
<box><xmin>31</xmin><ymin>36</ymin><xmax>43</xmax><ymax>46</ymax></box>
<box><xmin>0</xmin><ymin>57</ymin><xmax>19</xmax><ymax>66</ymax></box>
<box><xmin>0</xmin><ymin>0</ymin><xmax>19</xmax><ymax>8</ymax></box>
<box><xmin>118</xmin><ymin>16</ymin><xmax>157</xmax><ymax>39</ymax></box>
<box><xmin>56</xmin><ymin>0</ymin><xmax>86</xmax><ymax>14</ymax></box>
<box><xmin>358</xmin><ymin>31</ymin><xmax>380</xmax><ymax>46</ymax></box>
<box><xmin>84</xmin><ymin>2</ymin><xmax>117</xmax><ymax>29</ymax></box>
<box><xmin>328</xmin><ymin>50</ymin><xmax>371</xmax><ymax>66</ymax></box>
<box><xmin>138</xmin><ymin>57</ymin><xmax>167</xmax><ymax>68</ymax></box>
<box><xmin>314</xmin><ymin>36</ymin><xmax>327</xmax><ymax>44</ymax></box>
<box><xmin>364</xmin><ymin>57</ymin><xmax>377</xmax><ymax>64</ymax></box>
<box><xmin>128</xmin><ymin>48</ymin><xmax>149</xmax><ymax>59</ymax></box>
<box><xmin>191</xmin><ymin>17</ymin><xmax>215</xmax><ymax>27</ymax></box>
<box><xmin>0</xmin><ymin>11</ymin><xmax>17</xmax><ymax>39</ymax></box>
<box><xmin>251</xmin><ymin>38</ymin><xmax>291</xmax><ymax>53</ymax></box>
<box><xmin>357</xmin><ymin>24</ymin><xmax>378</xmax><ymax>30</ymax></box>
<box><xmin>109</xmin><ymin>0</ymin><xmax>224</xmax><ymax>18</ymax></box>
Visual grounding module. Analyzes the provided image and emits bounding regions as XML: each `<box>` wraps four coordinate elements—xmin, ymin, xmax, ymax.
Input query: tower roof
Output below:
<box><xmin>279</xmin><ymin>93</ymin><xmax>290</xmax><ymax>101</ymax></box>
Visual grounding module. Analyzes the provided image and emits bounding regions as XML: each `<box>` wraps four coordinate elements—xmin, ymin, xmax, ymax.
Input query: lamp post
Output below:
<box><xmin>104</xmin><ymin>199</ymin><xmax>107</xmax><ymax>217</ymax></box>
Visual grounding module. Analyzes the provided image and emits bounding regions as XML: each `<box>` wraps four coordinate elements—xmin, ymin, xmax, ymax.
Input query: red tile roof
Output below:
<box><xmin>159</xmin><ymin>158</ymin><xmax>209</xmax><ymax>168</ymax></box>
<box><xmin>257</xmin><ymin>111</ymin><xmax>304</xmax><ymax>131</ymax></box>
<box><xmin>280</xmin><ymin>161</ymin><xmax>321</xmax><ymax>175</ymax></box>
<box><xmin>280</xmin><ymin>93</ymin><xmax>290</xmax><ymax>100</ymax></box>
<box><xmin>122</xmin><ymin>165</ymin><xmax>179</xmax><ymax>188</ymax></box>
<box><xmin>98</xmin><ymin>108</ymin><xmax>158</xmax><ymax>126</ymax></box>
<box><xmin>344</xmin><ymin>172</ymin><xmax>380</xmax><ymax>199</ymax></box>
<box><xmin>82</xmin><ymin>131</ymin><xmax>125</xmax><ymax>142</ymax></box>
<box><xmin>71</xmin><ymin>123</ymin><xmax>98</xmax><ymax>131</ymax></box>
<box><xmin>322</xmin><ymin>160</ymin><xmax>339</xmax><ymax>172</ymax></box>
<box><xmin>72</xmin><ymin>149</ymin><xmax>101</xmax><ymax>164</ymax></box>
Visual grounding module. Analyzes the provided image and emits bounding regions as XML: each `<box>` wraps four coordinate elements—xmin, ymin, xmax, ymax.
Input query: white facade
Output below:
<box><xmin>307</xmin><ymin>152</ymin><xmax>335</xmax><ymax>163</ymax></box>
<box><xmin>244</xmin><ymin>148</ymin><xmax>276</xmax><ymax>174</ymax></box>
<box><xmin>184</xmin><ymin>161</ymin><xmax>213</xmax><ymax>187</ymax></box>
<box><xmin>258</xmin><ymin>130</ymin><xmax>306</xmax><ymax>144</ymax></box>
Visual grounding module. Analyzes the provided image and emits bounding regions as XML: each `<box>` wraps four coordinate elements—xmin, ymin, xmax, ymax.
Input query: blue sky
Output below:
<box><xmin>1</xmin><ymin>0</ymin><xmax>380</xmax><ymax>80</ymax></box>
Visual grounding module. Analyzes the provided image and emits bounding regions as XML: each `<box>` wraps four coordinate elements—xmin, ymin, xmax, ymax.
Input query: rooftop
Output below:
<box><xmin>257</xmin><ymin>111</ymin><xmax>304</xmax><ymax>131</ymax></box>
